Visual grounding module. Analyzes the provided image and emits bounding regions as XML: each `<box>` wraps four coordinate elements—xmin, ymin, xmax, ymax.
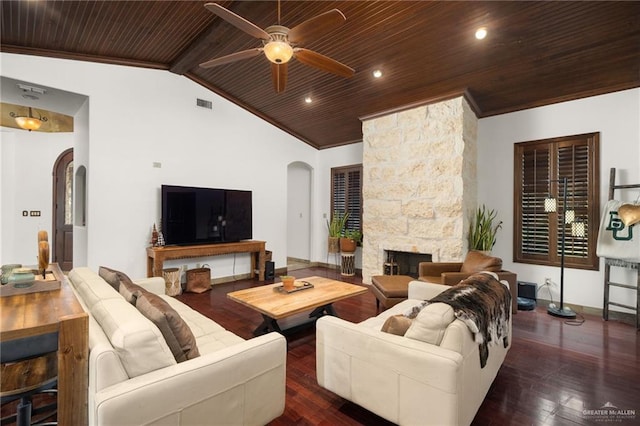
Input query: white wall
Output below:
<box><xmin>0</xmin><ymin>128</ymin><xmax>73</xmax><ymax>264</ymax></box>
<box><xmin>73</xmin><ymin>99</ymin><xmax>91</xmax><ymax>267</ymax></box>
<box><xmin>317</xmin><ymin>143</ymin><xmax>364</xmax><ymax>268</ymax></box>
<box><xmin>1</xmin><ymin>53</ymin><xmax>322</xmax><ymax>279</ymax></box>
<box><xmin>478</xmin><ymin>88</ymin><xmax>640</xmax><ymax>311</ymax></box>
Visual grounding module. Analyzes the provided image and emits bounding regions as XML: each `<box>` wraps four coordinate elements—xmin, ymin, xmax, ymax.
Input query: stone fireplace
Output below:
<box><xmin>361</xmin><ymin>95</ymin><xmax>478</xmax><ymax>283</ymax></box>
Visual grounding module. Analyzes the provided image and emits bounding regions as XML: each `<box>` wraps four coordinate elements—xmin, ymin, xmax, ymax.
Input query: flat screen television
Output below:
<box><xmin>161</xmin><ymin>184</ymin><xmax>252</xmax><ymax>245</ymax></box>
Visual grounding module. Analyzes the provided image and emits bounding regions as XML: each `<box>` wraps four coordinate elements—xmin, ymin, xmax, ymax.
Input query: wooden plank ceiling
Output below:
<box><xmin>1</xmin><ymin>1</ymin><xmax>638</xmax><ymax>149</ymax></box>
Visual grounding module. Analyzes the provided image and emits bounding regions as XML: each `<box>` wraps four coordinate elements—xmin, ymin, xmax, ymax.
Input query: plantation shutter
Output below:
<box><xmin>518</xmin><ymin>144</ymin><xmax>551</xmax><ymax>258</ymax></box>
<box><xmin>514</xmin><ymin>133</ymin><xmax>599</xmax><ymax>270</ymax></box>
<box><xmin>331</xmin><ymin>165</ymin><xmax>362</xmax><ymax>233</ymax></box>
<box><xmin>556</xmin><ymin>140</ymin><xmax>592</xmax><ymax>264</ymax></box>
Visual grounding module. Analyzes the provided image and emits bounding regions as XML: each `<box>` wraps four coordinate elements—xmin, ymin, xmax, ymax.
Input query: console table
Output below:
<box><xmin>147</xmin><ymin>240</ymin><xmax>267</xmax><ymax>281</ymax></box>
<box><xmin>0</xmin><ymin>263</ymin><xmax>89</xmax><ymax>425</ymax></box>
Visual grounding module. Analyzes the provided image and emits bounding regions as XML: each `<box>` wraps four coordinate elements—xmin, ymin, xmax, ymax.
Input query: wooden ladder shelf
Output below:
<box><xmin>602</xmin><ymin>168</ymin><xmax>640</xmax><ymax>329</ymax></box>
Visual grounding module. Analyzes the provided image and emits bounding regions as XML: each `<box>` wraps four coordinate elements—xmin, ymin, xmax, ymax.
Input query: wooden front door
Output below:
<box><xmin>53</xmin><ymin>148</ymin><xmax>73</xmax><ymax>271</ymax></box>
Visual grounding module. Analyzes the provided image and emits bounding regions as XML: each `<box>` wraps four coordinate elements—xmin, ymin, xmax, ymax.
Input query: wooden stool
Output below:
<box><xmin>371</xmin><ymin>275</ymin><xmax>413</xmax><ymax>311</ymax></box>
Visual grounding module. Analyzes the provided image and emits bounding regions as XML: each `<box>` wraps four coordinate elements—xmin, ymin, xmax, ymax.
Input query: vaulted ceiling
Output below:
<box><xmin>1</xmin><ymin>1</ymin><xmax>638</xmax><ymax>149</ymax></box>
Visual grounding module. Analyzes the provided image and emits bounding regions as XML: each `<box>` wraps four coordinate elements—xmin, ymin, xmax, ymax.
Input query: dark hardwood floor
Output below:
<box><xmin>176</xmin><ymin>266</ymin><xmax>640</xmax><ymax>426</ymax></box>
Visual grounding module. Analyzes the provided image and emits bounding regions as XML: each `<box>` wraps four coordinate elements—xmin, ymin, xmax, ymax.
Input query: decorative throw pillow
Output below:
<box><xmin>404</xmin><ymin>302</ymin><xmax>455</xmax><ymax>345</ymax></box>
<box><xmin>381</xmin><ymin>315</ymin><xmax>413</xmax><ymax>336</ymax></box>
<box><xmin>98</xmin><ymin>266</ymin><xmax>124</xmax><ymax>291</ymax></box>
<box><xmin>135</xmin><ymin>292</ymin><xmax>200</xmax><ymax>362</ymax></box>
<box><xmin>119</xmin><ymin>278</ymin><xmax>147</xmax><ymax>305</ymax></box>
<box><xmin>460</xmin><ymin>250</ymin><xmax>502</xmax><ymax>273</ymax></box>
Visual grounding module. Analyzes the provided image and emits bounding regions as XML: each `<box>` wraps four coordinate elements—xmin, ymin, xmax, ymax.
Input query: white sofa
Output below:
<box><xmin>67</xmin><ymin>267</ymin><xmax>287</xmax><ymax>426</ymax></box>
<box><xmin>316</xmin><ymin>279</ymin><xmax>511</xmax><ymax>426</ymax></box>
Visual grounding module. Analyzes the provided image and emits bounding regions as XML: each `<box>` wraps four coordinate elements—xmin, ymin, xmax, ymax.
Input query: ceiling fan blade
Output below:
<box><xmin>199</xmin><ymin>48</ymin><xmax>263</xmax><ymax>68</ymax></box>
<box><xmin>294</xmin><ymin>48</ymin><xmax>355</xmax><ymax>78</ymax></box>
<box><xmin>204</xmin><ymin>3</ymin><xmax>270</xmax><ymax>40</ymax></box>
<box><xmin>271</xmin><ymin>63</ymin><xmax>288</xmax><ymax>93</ymax></box>
<box><xmin>288</xmin><ymin>9</ymin><xmax>346</xmax><ymax>44</ymax></box>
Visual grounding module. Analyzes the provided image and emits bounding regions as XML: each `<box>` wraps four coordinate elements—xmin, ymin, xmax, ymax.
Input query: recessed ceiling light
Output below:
<box><xmin>304</xmin><ymin>96</ymin><xmax>312</xmax><ymax>104</ymax></box>
<box><xmin>475</xmin><ymin>27</ymin><xmax>487</xmax><ymax>40</ymax></box>
<box><xmin>372</xmin><ymin>69</ymin><xmax>383</xmax><ymax>78</ymax></box>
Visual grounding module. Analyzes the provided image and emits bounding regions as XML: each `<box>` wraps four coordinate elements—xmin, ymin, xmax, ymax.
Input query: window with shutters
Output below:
<box><xmin>331</xmin><ymin>164</ymin><xmax>362</xmax><ymax>234</ymax></box>
<box><xmin>514</xmin><ymin>133</ymin><xmax>599</xmax><ymax>270</ymax></box>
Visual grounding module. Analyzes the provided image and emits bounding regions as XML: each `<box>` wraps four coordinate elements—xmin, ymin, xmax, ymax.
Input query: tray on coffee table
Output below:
<box><xmin>274</xmin><ymin>280</ymin><xmax>314</xmax><ymax>294</ymax></box>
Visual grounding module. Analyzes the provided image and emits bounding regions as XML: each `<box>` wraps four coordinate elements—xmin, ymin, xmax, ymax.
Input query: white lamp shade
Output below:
<box><xmin>565</xmin><ymin>209</ymin><xmax>575</xmax><ymax>224</ymax></box>
<box><xmin>263</xmin><ymin>41</ymin><xmax>293</xmax><ymax>64</ymax></box>
<box><xmin>572</xmin><ymin>221</ymin><xmax>586</xmax><ymax>237</ymax></box>
<box><xmin>544</xmin><ymin>198</ymin><xmax>557</xmax><ymax>212</ymax></box>
<box><xmin>14</xmin><ymin>116</ymin><xmax>43</xmax><ymax>131</ymax></box>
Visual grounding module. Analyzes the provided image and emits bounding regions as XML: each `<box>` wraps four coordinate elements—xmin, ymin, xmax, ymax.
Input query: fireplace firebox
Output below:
<box><xmin>384</xmin><ymin>250</ymin><xmax>432</xmax><ymax>278</ymax></box>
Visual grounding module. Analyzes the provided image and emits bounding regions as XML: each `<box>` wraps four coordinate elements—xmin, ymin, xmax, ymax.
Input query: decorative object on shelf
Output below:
<box><xmin>1</xmin><ymin>264</ymin><xmax>22</xmax><ymax>285</ymax></box>
<box><xmin>544</xmin><ymin>176</ymin><xmax>586</xmax><ymax>319</ymax></box>
<box><xmin>150</xmin><ymin>223</ymin><xmax>159</xmax><ymax>246</ymax></box>
<box><xmin>38</xmin><ymin>241</ymin><xmax>50</xmax><ymax>278</ymax></box>
<box><xmin>618</xmin><ymin>203</ymin><xmax>640</xmax><ymax>227</ymax></box>
<box><xmin>9</xmin><ymin>106</ymin><xmax>48</xmax><ymax>131</ymax></box>
<box><xmin>38</xmin><ymin>230</ymin><xmax>50</xmax><ymax>278</ymax></box>
<box><xmin>279</xmin><ymin>275</ymin><xmax>296</xmax><ymax>291</ymax></box>
<box><xmin>0</xmin><ymin>265</ymin><xmax>61</xmax><ymax>296</ymax></box>
<box><xmin>162</xmin><ymin>267</ymin><xmax>182</xmax><ymax>296</ymax></box>
<box><xmin>156</xmin><ymin>222</ymin><xmax>166</xmax><ymax>247</ymax></box>
<box><xmin>469</xmin><ymin>205</ymin><xmax>502</xmax><ymax>252</ymax></box>
<box><xmin>327</xmin><ymin>211</ymin><xmax>348</xmax><ymax>253</ymax></box>
<box><xmin>7</xmin><ymin>267</ymin><xmax>35</xmax><ymax>286</ymax></box>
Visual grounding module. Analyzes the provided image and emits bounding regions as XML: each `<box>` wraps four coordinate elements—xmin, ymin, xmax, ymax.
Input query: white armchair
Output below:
<box><xmin>316</xmin><ymin>280</ymin><xmax>511</xmax><ymax>426</ymax></box>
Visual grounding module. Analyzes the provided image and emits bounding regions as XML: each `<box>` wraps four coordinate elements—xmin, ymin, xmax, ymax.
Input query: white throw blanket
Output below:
<box><xmin>597</xmin><ymin>200</ymin><xmax>640</xmax><ymax>262</ymax></box>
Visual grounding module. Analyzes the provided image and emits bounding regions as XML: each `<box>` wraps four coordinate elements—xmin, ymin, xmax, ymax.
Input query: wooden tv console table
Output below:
<box><xmin>147</xmin><ymin>240</ymin><xmax>267</xmax><ymax>281</ymax></box>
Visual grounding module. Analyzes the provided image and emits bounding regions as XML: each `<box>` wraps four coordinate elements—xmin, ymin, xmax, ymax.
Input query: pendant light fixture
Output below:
<box><xmin>10</xmin><ymin>107</ymin><xmax>48</xmax><ymax>131</ymax></box>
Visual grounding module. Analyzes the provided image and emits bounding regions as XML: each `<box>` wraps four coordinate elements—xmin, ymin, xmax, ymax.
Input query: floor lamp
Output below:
<box><xmin>544</xmin><ymin>177</ymin><xmax>580</xmax><ymax>319</ymax></box>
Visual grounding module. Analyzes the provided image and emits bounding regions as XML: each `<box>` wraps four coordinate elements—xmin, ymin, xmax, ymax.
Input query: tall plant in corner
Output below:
<box><xmin>469</xmin><ymin>205</ymin><xmax>503</xmax><ymax>252</ymax></box>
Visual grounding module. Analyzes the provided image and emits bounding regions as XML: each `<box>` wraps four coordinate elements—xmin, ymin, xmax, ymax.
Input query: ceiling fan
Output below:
<box><xmin>199</xmin><ymin>2</ymin><xmax>355</xmax><ymax>93</ymax></box>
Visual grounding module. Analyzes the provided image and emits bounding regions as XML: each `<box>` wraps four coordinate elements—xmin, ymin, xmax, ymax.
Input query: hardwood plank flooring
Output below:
<box><xmin>176</xmin><ymin>266</ymin><xmax>640</xmax><ymax>425</ymax></box>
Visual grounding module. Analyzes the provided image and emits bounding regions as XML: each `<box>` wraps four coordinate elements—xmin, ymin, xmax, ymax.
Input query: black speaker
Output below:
<box><xmin>518</xmin><ymin>281</ymin><xmax>537</xmax><ymax>300</ymax></box>
<box><xmin>265</xmin><ymin>261</ymin><xmax>275</xmax><ymax>280</ymax></box>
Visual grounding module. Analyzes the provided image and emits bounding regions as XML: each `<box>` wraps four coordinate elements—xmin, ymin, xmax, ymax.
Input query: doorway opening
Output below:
<box><xmin>52</xmin><ymin>148</ymin><xmax>73</xmax><ymax>271</ymax></box>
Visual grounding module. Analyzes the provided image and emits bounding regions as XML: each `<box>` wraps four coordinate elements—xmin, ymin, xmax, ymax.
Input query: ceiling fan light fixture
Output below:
<box><xmin>264</xmin><ymin>41</ymin><xmax>293</xmax><ymax>64</ymax></box>
<box><xmin>10</xmin><ymin>107</ymin><xmax>47</xmax><ymax>131</ymax></box>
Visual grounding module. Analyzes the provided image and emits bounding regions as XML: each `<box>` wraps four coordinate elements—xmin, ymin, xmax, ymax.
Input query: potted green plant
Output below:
<box><xmin>468</xmin><ymin>205</ymin><xmax>502</xmax><ymax>253</ymax></box>
<box><xmin>326</xmin><ymin>211</ymin><xmax>349</xmax><ymax>253</ymax></box>
<box><xmin>340</xmin><ymin>228</ymin><xmax>362</xmax><ymax>253</ymax></box>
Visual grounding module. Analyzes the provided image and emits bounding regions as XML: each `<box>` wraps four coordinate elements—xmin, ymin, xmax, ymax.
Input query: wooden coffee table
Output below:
<box><xmin>227</xmin><ymin>276</ymin><xmax>368</xmax><ymax>335</ymax></box>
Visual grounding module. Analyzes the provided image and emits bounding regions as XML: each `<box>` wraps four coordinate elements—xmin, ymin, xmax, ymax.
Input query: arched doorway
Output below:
<box><xmin>52</xmin><ymin>148</ymin><xmax>73</xmax><ymax>271</ymax></box>
<box><xmin>287</xmin><ymin>162</ymin><xmax>313</xmax><ymax>270</ymax></box>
